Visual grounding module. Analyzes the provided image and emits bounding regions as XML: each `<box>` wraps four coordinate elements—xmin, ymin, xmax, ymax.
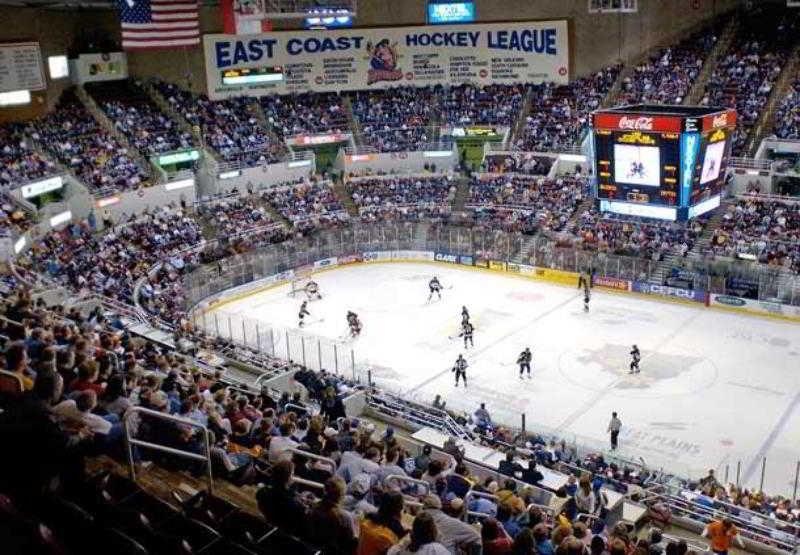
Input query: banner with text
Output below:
<box><xmin>203</xmin><ymin>20</ymin><xmax>569</xmax><ymax>99</ymax></box>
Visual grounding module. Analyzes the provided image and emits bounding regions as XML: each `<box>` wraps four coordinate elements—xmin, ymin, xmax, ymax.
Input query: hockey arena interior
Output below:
<box><xmin>3</xmin><ymin>0</ymin><xmax>800</xmax><ymax>553</ymax></box>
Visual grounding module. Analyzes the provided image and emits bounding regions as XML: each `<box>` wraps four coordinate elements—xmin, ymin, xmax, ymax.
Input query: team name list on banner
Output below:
<box><xmin>203</xmin><ymin>21</ymin><xmax>569</xmax><ymax>100</ymax></box>
<box><xmin>0</xmin><ymin>42</ymin><xmax>46</xmax><ymax>93</ymax></box>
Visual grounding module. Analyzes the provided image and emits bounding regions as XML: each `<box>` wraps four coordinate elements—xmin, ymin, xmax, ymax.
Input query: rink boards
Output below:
<box><xmin>192</xmin><ymin>248</ymin><xmax>800</xmax><ymax>323</ymax></box>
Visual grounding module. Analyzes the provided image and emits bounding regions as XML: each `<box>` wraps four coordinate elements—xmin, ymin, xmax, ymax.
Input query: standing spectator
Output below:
<box><xmin>574</xmin><ymin>475</ymin><xmax>596</xmax><ymax>515</ymax></box>
<box><xmin>358</xmin><ymin>490</ymin><xmax>407</xmax><ymax>555</ymax></box>
<box><xmin>607</xmin><ymin>412</ymin><xmax>622</xmax><ymax>450</ymax></box>
<box><xmin>702</xmin><ymin>518</ymin><xmax>745</xmax><ymax>555</ymax></box>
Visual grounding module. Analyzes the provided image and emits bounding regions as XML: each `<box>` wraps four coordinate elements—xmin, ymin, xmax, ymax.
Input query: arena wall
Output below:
<box><xmin>0</xmin><ymin>0</ymin><xmax>739</xmax><ymax>114</ymax></box>
<box><xmin>123</xmin><ymin>0</ymin><xmax>738</xmax><ymax>93</ymax></box>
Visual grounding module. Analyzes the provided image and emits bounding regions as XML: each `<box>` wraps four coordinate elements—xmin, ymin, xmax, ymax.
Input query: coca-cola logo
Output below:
<box><xmin>712</xmin><ymin>113</ymin><xmax>728</xmax><ymax>128</ymax></box>
<box><xmin>618</xmin><ymin>116</ymin><xmax>654</xmax><ymax>130</ymax></box>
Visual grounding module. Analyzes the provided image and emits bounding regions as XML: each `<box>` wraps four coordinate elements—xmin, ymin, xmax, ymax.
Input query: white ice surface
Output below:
<box><xmin>212</xmin><ymin>262</ymin><xmax>800</xmax><ymax>495</ymax></box>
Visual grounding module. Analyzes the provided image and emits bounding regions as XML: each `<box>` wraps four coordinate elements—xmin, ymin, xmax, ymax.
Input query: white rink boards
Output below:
<box><xmin>211</xmin><ymin>262</ymin><xmax>800</xmax><ymax>495</ymax></box>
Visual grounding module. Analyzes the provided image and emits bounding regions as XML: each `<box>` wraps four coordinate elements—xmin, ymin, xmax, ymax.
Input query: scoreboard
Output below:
<box><xmin>591</xmin><ymin>105</ymin><xmax>736</xmax><ymax>221</ymax></box>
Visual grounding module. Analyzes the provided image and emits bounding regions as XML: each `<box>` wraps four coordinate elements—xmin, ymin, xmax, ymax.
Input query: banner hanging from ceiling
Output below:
<box><xmin>203</xmin><ymin>20</ymin><xmax>569</xmax><ymax>99</ymax></box>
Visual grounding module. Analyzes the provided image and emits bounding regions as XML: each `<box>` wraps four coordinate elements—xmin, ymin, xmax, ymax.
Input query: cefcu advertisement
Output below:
<box><xmin>204</xmin><ymin>20</ymin><xmax>569</xmax><ymax>99</ymax></box>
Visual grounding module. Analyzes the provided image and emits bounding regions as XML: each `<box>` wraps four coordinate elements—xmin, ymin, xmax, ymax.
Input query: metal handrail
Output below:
<box><xmin>662</xmin><ymin>533</ymin><xmax>709</xmax><ymax>553</ymax></box>
<box><xmin>288</xmin><ymin>448</ymin><xmax>336</xmax><ymax>476</ymax></box>
<box><xmin>463</xmin><ymin>490</ymin><xmax>500</xmax><ymax>521</ymax></box>
<box><xmin>123</xmin><ymin>406</ymin><xmax>214</xmax><ymax>493</ymax></box>
<box><xmin>384</xmin><ymin>474</ymin><xmax>431</xmax><ymax>497</ymax></box>
<box><xmin>657</xmin><ymin>493</ymin><xmax>798</xmax><ymax>551</ymax></box>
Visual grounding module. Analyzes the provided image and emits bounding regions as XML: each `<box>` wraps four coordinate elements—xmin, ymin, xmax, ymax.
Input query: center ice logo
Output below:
<box><xmin>366</xmin><ymin>39</ymin><xmax>404</xmax><ymax>85</ymax></box>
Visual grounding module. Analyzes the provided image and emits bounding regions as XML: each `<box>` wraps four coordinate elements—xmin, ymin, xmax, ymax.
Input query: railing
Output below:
<box><xmin>209</xmin><ymin>149</ymin><xmax>315</xmax><ymax>174</ymax></box>
<box><xmin>123</xmin><ymin>406</ymin><xmax>214</xmax><ymax>493</ymax></box>
<box><xmin>463</xmin><ymin>490</ymin><xmax>500</xmax><ymax>521</ymax></box>
<box><xmin>384</xmin><ymin>474</ymin><xmax>430</xmax><ymax>497</ymax></box>
<box><xmin>288</xmin><ymin>448</ymin><xmax>336</xmax><ymax>476</ymax></box>
<box><xmin>728</xmin><ymin>157</ymin><xmax>773</xmax><ymax>171</ymax></box>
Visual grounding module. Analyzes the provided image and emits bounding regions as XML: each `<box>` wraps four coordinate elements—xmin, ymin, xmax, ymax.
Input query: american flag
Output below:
<box><xmin>117</xmin><ymin>0</ymin><xmax>200</xmax><ymax>50</ymax></box>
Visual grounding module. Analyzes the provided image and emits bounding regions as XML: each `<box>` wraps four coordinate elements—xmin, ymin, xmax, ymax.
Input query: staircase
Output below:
<box><xmin>342</xmin><ymin>95</ymin><xmax>365</xmax><ymax>146</ymax></box>
<box><xmin>332</xmin><ymin>178</ymin><xmax>359</xmax><ymax>218</ymax></box>
<box><xmin>144</xmin><ymin>82</ymin><xmax>204</xmax><ymax>150</ymax></box>
<box><xmin>450</xmin><ymin>176</ymin><xmax>472</xmax><ymax>215</ymax></box>
<box><xmin>684</xmin><ymin>18</ymin><xmax>738</xmax><ymax>106</ymax></box>
<box><xmin>75</xmin><ymin>85</ymin><xmax>161</xmax><ymax>184</ymax></box>
<box><xmin>645</xmin><ymin>203</ymin><xmax>729</xmax><ymax>285</ymax></box>
<box><xmin>601</xmin><ymin>63</ymin><xmax>629</xmax><ymax>108</ymax></box>
<box><xmin>249</xmin><ymin>99</ymin><xmax>290</xmax><ymax>158</ymax></box>
<box><xmin>744</xmin><ymin>44</ymin><xmax>800</xmax><ymax>157</ymax></box>
<box><xmin>508</xmin><ymin>87</ymin><xmax>535</xmax><ymax>148</ymax></box>
<box><xmin>688</xmin><ymin>202</ymin><xmax>729</xmax><ymax>261</ymax></box>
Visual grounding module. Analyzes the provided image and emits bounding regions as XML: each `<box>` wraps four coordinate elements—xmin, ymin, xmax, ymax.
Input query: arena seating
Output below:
<box><xmin>466</xmin><ymin>176</ymin><xmax>587</xmax><ymax>234</ymax></box>
<box><xmin>514</xmin><ymin>65</ymin><xmax>621</xmax><ymax>152</ymax></box>
<box><xmin>773</xmin><ymin>78</ymin><xmax>800</xmax><ymax>139</ymax></box>
<box><xmin>155</xmin><ymin>81</ymin><xmax>284</xmax><ymax>166</ymax></box>
<box><xmin>708</xmin><ymin>194</ymin><xmax>800</xmax><ymax>272</ymax></box>
<box><xmin>261</xmin><ymin>178</ymin><xmax>349</xmax><ymax>234</ymax></box>
<box><xmin>700</xmin><ymin>9</ymin><xmax>798</xmax><ymax>155</ymax></box>
<box><xmin>351</xmin><ymin>86</ymin><xmax>441</xmax><ymax>152</ymax></box>
<box><xmin>565</xmin><ymin>209</ymin><xmax>705</xmax><ymax>261</ymax></box>
<box><xmin>440</xmin><ymin>83</ymin><xmax>527</xmax><ymax>126</ymax></box>
<box><xmin>0</xmin><ymin>124</ymin><xmax>58</xmax><ymax>189</ymax></box>
<box><xmin>260</xmin><ymin>92</ymin><xmax>349</xmax><ymax>138</ymax></box>
<box><xmin>617</xmin><ymin>25</ymin><xmax>721</xmax><ymax>105</ymax></box>
<box><xmin>348</xmin><ymin>175</ymin><xmax>455</xmax><ymax>222</ymax></box>
<box><xmin>87</xmin><ymin>80</ymin><xmax>195</xmax><ymax>156</ymax></box>
<box><xmin>27</xmin><ymin>89</ymin><xmax>151</xmax><ymax>193</ymax></box>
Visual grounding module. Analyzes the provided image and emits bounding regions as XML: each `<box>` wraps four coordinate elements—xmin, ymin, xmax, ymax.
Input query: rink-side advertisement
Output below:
<box><xmin>203</xmin><ymin>20</ymin><xmax>569</xmax><ymax>100</ymax></box>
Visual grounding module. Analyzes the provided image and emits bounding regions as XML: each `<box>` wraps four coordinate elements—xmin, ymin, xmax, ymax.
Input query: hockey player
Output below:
<box><xmin>298</xmin><ymin>301</ymin><xmax>310</xmax><ymax>328</ymax></box>
<box><xmin>452</xmin><ymin>354</ymin><xmax>467</xmax><ymax>387</ymax></box>
<box><xmin>305</xmin><ymin>279</ymin><xmax>322</xmax><ymax>300</ymax></box>
<box><xmin>461</xmin><ymin>306</ymin><xmax>470</xmax><ymax>325</ymax></box>
<box><xmin>347</xmin><ymin>311</ymin><xmax>362</xmax><ymax>338</ymax></box>
<box><xmin>428</xmin><ymin>276</ymin><xmax>443</xmax><ymax>302</ymax></box>
<box><xmin>517</xmin><ymin>347</ymin><xmax>532</xmax><ymax>378</ymax></box>
<box><xmin>459</xmin><ymin>321</ymin><xmax>474</xmax><ymax>349</ymax></box>
<box><xmin>584</xmin><ymin>289</ymin><xmax>591</xmax><ymax>313</ymax></box>
<box><xmin>629</xmin><ymin>345</ymin><xmax>641</xmax><ymax>374</ymax></box>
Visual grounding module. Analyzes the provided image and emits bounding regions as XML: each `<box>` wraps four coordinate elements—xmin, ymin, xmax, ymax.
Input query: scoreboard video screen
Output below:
<box><xmin>592</xmin><ymin>106</ymin><xmax>736</xmax><ymax>221</ymax></box>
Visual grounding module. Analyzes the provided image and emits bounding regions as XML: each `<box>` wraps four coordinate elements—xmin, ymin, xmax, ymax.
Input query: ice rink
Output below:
<box><xmin>210</xmin><ymin>262</ymin><xmax>800</xmax><ymax>495</ymax></box>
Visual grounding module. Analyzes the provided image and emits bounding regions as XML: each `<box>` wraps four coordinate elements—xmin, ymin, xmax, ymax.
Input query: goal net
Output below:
<box><xmin>289</xmin><ymin>271</ymin><xmax>315</xmax><ymax>297</ymax></box>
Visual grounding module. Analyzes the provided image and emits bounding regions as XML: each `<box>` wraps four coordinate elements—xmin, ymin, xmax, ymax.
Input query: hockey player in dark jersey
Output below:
<box><xmin>584</xmin><ymin>290</ymin><xmax>591</xmax><ymax>312</ymax></box>
<box><xmin>347</xmin><ymin>311</ymin><xmax>362</xmax><ymax>338</ymax></box>
<box><xmin>452</xmin><ymin>354</ymin><xmax>468</xmax><ymax>387</ymax></box>
<box><xmin>461</xmin><ymin>305</ymin><xmax>470</xmax><ymax>326</ymax></box>
<box><xmin>629</xmin><ymin>345</ymin><xmax>641</xmax><ymax>374</ymax></box>
<box><xmin>459</xmin><ymin>321</ymin><xmax>474</xmax><ymax>349</ymax></box>
<box><xmin>428</xmin><ymin>276</ymin><xmax>443</xmax><ymax>302</ymax></box>
<box><xmin>298</xmin><ymin>301</ymin><xmax>310</xmax><ymax>328</ymax></box>
<box><xmin>517</xmin><ymin>347</ymin><xmax>532</xmax><ymax>378</ymax></box>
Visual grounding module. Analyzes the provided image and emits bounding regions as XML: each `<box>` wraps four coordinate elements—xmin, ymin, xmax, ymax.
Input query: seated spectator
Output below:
<box><xmin>268</xmin><ymin>421</ymin><xmax>298</xmax><ymax>463</ymax></box>
<box><xmin>387</xmin><ymin>511</ymin><xmax>450</xmax><ymax>555</ymax></box>
<box><xmin>256</xmin><ymin>459</ymin><xmax>308</xmax><ymax>537</ymax></box>
<box><xmin>481</xmin><ymin>518</ymin><xmax>513</xmax><ymax>555</ymax></box>
<box><xmin>308</xmin><ymin>477</ymin><xmax>359</xmax><ymax>555</ymax></box>
<box><xmin>358</xmin><ymin>490</ymin><xmax>407</xmax><ymax>555</ymax></box>
<box><xmin>422</xmin><ymin>494</ymin><xmax>481</xmax><ymax>554</ymax></box>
